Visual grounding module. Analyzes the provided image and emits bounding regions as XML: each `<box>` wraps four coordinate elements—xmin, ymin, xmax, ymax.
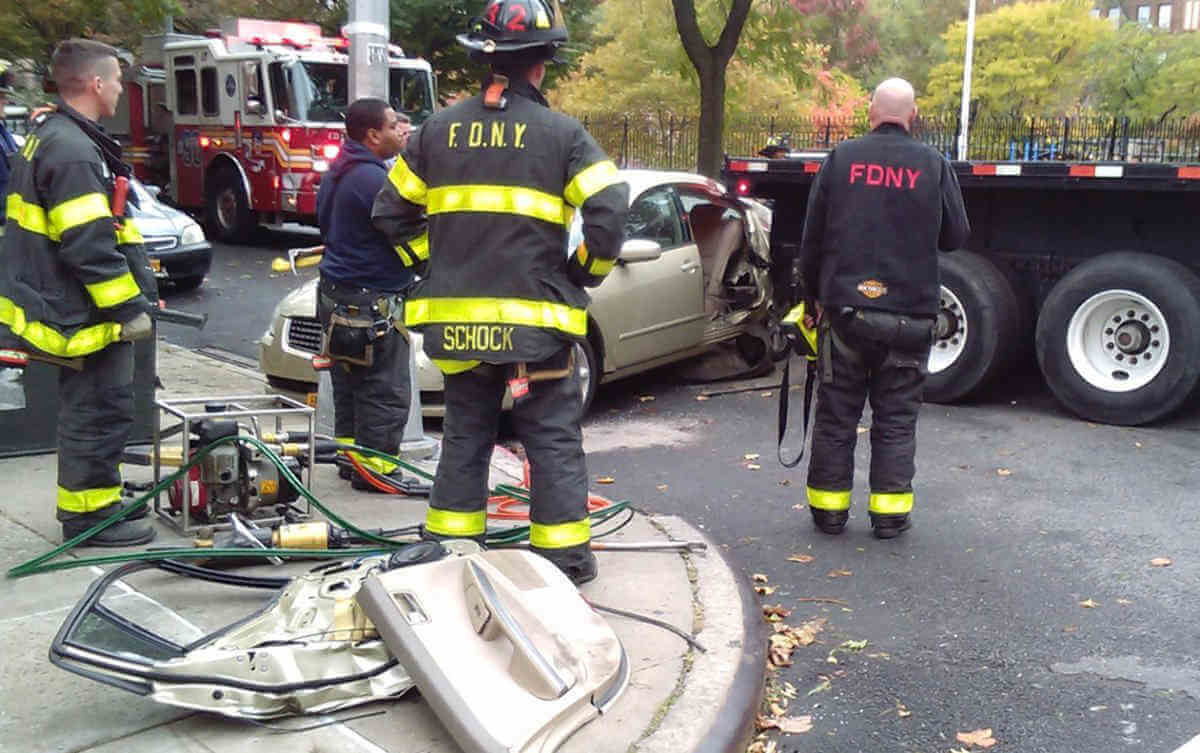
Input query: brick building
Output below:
<box><xmin>1091</xmin><ymin>1</ymin><xmax>1200</xmax><ymax>32</ymax></box>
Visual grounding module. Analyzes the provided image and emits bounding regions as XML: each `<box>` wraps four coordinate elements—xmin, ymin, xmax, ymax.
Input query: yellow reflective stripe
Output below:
<box><xmin>427</xmin><ymin>185</ymin><xmax>565</xmax><ymax>226</ymax></box>
<box><xmin>395</xmin><ymin>232</ymin><xmax>430</xmax><ymax>266</ymax></box>
<box><xmin>577</xmin><ymin>242</ymin><xmax>590</xmax><ymax>267</ymax></box>
<box><xmin>57</xmin><ymin>485</ymin><xmax>122</xmax><ymax>513</ymax></box>
<box><xmin>7</xmin><ymin>194</ymin><xmax>49</xmax><ymax>237</ymax></box>
<box><xmin>0</xmin><ymin>295</ymin><xmax>123</xmax><ymax>357</ymax></box>
<box><xmin>589</xmin><ymin>257</ymin><xmax>615</xmax><ymax>276</ymax></box>
<box><xmin>21</xmin><ymin>134</ymin><xmax>40</xmax><ymax>160</ymax></box>
<box><xmin>529</xmin><ymin>518</ymin><xmax>591</xmax><ymax>549</ymax></box>
<box><xmin>405</xmin><ymin>297</ymin><xmax>587</xmax><ymax>336</ymax></box>
<box><xmin>807</xmin><ymin>486</ymin><xmax>851</xmax><ymax>511</ymax></box>
<box><xmin>387</xmin><ymin>156</ymin><xmax>427</xmax><ymax>205</ymax></box>
<box><xmin>334</xmin><ymin>437</ymin><xmax>398</xmax><ymax>473</ymax></box>
<box><xmin>85</xmin><ymin>271</ymin><xmax>141</xmax><ymax>309</ymax></box>
<box><xmin>115</xmin><ymin>221</ymin><xmax>143</xmax><ymax>244</ymax></box>
<box><xmin>49</xmin><ymin>192</ymin><xmax>111</xmax><ymax>238</ymax></box>
<box><xmin>868</xmin><ymin>492</ymin><xmax>913</xmax><ymax>515</ymax></box>
<box><xmin>564</xmin><ymin>160</ymin><xmax>620</xmax><ymax>207</ymax></box>
<box><xmin>350</xmin><ymin>450</ymin><xmax>397</xmax><ymax>474</ymax></box>
<box><xmin>433</xmin><ymin>358</ymin><xmax>481</xmax><ymax>374</ymax></box>
<box><xmin>425</xmin><ymin>507</ymin><xmax>487</xmax><ymax>538</ymax></box>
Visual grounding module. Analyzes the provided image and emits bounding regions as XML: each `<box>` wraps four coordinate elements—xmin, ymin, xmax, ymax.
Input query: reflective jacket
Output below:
<box><xmin>800</xmin><ymin>123</ymin><xmax>969</xmax><ymax>316</ymax></box>
<box><xmin>0</xmin><ymin>102</ymin><xmax>154</xmax><ymax>357</ymax></box>
<box><xmin>373</xmin><ymin>76</ymin><xmax>628</xmax><ymax>372</ymax></box>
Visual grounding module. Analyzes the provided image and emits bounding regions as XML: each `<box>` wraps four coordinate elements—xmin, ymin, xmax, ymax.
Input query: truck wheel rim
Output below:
<box><xmin>216</xmin><ymin>189</ymin><xmax>238</xmax><ymax>230</ymax></box>
<box><xmin>1067</xmin><ymin>289</ymin><xmax>1169</xmax><ymax>393</ymax></box>
<box><xmin>928</xmin><ymin>285</ymin><xmax>967</xmax><ymax>375</ymax></box>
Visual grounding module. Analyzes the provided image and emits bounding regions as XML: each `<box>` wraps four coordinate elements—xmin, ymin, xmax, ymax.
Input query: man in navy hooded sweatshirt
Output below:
<box><xmin>316</xmin><ymin>98</ymin><xmax>418</xmax><ymax>490</ymax></box>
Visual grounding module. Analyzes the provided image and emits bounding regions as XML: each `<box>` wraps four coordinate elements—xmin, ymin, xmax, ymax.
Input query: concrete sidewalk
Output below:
<box><xmin>0</xmin><ymin>341</ymin><xmax>766</xmax><ymax>753</ymax></box>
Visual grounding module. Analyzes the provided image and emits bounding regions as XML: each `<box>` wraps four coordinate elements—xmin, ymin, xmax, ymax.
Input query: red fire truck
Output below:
<box><xmin>106</xmin><ymin>18</ymin><xmax>435</xmax><ymax>242</ymax></box>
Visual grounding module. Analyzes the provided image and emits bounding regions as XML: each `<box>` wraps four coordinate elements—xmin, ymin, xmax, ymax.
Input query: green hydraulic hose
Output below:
<box><xmin>7</xmin><ymin>435</ymin><xmax>631</xmax><ymax>579</ymax></box>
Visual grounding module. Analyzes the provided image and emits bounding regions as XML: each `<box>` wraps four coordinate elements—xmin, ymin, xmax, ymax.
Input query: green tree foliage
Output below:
<box><xmin>0</xmin><ymin>0</ymin><xmax>178</xmax><ymax>77</ymax></box>
<box><xmin>1085</xmin><ymin>21</ymin><xmax>1200</xmax><ymax>118</ymax></box>
<box><xmin>387</xmin><ymin>0</ymin><xmax>604</xmax><ymax>99</ymax></box>
<box><xmin>787</xmin><ymin>0</ymin><xmax>879</xmax><ymax>78</ymax></box>
<box><xmin>924</xmin><ymin>0</ymin><xmax>1111</xmax><ymax>114</ymax></box>
<box><xmin>867</xmin><ymin>0</ymin><xmax>964</xmax><ymax>95</ymax></box>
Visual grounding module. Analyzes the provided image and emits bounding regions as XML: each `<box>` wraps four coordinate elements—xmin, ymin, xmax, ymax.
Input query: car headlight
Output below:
<box><xmin>179</xmin><ymin>222</ymin><xmax>206</xmax><ymax>246</ymax></box>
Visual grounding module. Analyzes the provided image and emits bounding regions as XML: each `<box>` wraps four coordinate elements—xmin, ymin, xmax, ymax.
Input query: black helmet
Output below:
<box><xmin>457</xmin><ymin>0</ymin><xmax>568</xmax><ymax>62</ymax></box>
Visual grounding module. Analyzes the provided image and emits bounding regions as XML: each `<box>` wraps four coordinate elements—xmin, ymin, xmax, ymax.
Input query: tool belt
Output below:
<box><xmin>321</xmin><ymin>290</ymin><xmax>403</xmax><ymax>368</ymax></box>
<box><xmin>836</xmin><ymin>307</ymin><xmax>935</xmax><ymax>353</ymax></box>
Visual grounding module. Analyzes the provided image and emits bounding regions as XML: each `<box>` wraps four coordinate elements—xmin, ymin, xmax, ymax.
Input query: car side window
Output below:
<box><xmin>625</xmin><ymin>187</ymin><xmax>683</xmax><ymax>248</ymax></box>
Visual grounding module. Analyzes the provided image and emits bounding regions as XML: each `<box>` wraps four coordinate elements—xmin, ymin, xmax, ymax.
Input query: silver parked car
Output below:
<box><xmin>128</xmin><ymin>178</ymin><xmax>213</xmax><ymax>291</ymax></box>
<box><xmin>259</xmin><ymin>169</ymin><xmax>774</xmax><ymax>414</ymax></box>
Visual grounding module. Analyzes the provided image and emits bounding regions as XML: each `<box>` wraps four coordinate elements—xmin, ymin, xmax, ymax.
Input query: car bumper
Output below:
<box><xmin>150</xmin><ymin>241</ymin><xmax>213</xmax><ymax>281</ymax></box>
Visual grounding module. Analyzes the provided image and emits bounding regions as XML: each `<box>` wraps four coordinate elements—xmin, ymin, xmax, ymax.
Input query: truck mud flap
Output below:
<box><xmin>356</xmin><ymin>549</ymin><xmax>630</xmax><ymax>753</ymax></box>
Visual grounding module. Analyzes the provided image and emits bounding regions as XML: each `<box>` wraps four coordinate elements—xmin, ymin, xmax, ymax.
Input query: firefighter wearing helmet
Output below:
<box><xmin>372</xmin><ymin>0</ymin><xmax>629</xmax><ymax>584</ymax></box>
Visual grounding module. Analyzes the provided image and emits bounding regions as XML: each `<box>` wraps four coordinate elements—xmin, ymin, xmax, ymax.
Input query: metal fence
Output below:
<box><xmin>572</xmin><ymin>111</ymin><xmax>1200</xmax><ymax>169</ymax></box>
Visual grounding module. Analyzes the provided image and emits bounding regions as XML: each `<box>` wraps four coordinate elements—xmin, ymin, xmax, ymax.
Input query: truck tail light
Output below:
<box><xmin>728</xmin><ymin>160</ymin><xmax>749</xmax><ymax>172</ymax></box>
<box><xmin>736</xmin><ymin>179</ymin><xmax>751</xmax><ymax>195</ymax></box>
<box><xmin>322</xmin><ymin>144</ymin><xmax>340</xmax><ymax>160</ymax></box>
<box><xmin>199</xmin><ymin>136</ymin><xmax>210</xmax><ymax>148</ymax></box>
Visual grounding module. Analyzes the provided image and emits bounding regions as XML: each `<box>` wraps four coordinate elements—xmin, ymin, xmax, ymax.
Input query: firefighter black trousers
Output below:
<box><xmin>430</xmin><ymin>347</ymin><xmax>591</xmax><ymax>571</ymax></box>
<box><xmin>317</xmin><ymin>277</ymin><xmax>410</xmax><ymax>462</ymax></box>
<box><xmin>807</xmin><ymin>316</ymin><xmax>929</xmax><ymax>505</ymax></box>
<box><xmin>57</xmin><ymin>341</ymin><xmax>134</xmax><ymax>512</ymax></box>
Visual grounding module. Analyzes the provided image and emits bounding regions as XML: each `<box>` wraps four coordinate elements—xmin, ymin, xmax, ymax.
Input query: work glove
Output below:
<box><xmin>119</xmin><ymin>312</ymin><xmax>154</xmax><ymax>342</ymax></box>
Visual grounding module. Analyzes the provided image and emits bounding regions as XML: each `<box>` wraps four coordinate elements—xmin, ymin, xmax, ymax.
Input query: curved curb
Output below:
<box><xmin>691</xmin><ymin>537</ymin><xmax>767</xmax><ymax>753</ymax></box>
<box><xmin>636</xmin><ymin>516</ymin><xmax>767</xmax><ymax>753</ymax></box>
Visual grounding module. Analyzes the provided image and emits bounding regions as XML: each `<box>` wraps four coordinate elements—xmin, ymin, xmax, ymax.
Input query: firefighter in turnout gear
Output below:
<box><xmin>798</xmin><ymin>78</ymin><xmax>969</xmax><ymax>539</ymax></box>
<box><xmin>317</xmin><ymin>99</ymin><xmax>415</xmax><ymax>492</ymax></box>
<box><xmin>0</xmin><ymin>40</ymin><xmax>158</xmax><ymax>546</ymax></box>
<box><xmin>373</xmin><ymin>0</ymin><xmax>628</xmax><ymax>584</ymax></box>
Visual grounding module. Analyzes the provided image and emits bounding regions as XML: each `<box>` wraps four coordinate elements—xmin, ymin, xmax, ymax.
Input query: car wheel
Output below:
<box><xmin>1035</xmin><ymin>252</ymin><xmax>1200</xmax><ymax>425</ymax></box>
<box><xmin>575</xmin><ymin>338</ymin><xmax>599</xmax><ymax>416</ymax></box>
<box><xmin>170</xmin><ymin>274</ymin><xmax>205</xmax><ymax>292</ymax></box>
<box><xmin>924</xmin><ymin>251</ymin><xmax>1022</xmax><ymax>404</ymax></box>
<box><xmin>205</xmin><ymin>168</ymin><xmax>256</xmax><ymax>243</ymax></box>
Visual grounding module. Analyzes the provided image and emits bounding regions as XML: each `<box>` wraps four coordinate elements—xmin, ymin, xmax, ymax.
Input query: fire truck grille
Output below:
<box><xmin>285</xmin><ymin>317</ymin><xmax>323</xmax><ymax>354</ymax></box>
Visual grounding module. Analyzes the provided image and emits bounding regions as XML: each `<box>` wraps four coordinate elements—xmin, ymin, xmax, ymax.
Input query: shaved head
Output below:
<box><xmin>870</xmin><ymin>77</ymin><xmax>918</xmax><ymax>131</ymax></box>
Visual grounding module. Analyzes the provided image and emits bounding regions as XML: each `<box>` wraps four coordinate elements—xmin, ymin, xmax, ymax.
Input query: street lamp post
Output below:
<box><xmin>957</xmin><ymin>0</ymin><xmax>977</xmax><ymax>161</ymax></box>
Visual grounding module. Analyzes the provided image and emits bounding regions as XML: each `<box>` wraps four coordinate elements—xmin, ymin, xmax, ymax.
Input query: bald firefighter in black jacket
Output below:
<box><xmin>373</xmin><ymin>0</ymin><xmax>628</xmax><ymax>584</ymax></box>
<box><xmin>0</xmin><ymin>40</ymin><xmax>157</xmax><ymax>546</ymax></box>
<box><xmin>799</xmin><ymin>78</ymin><xmax>969</xmax><ymax>539</ymax></box>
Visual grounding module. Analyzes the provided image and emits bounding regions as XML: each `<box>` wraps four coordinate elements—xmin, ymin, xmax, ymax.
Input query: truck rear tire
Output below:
<box><xmin>205</xmin><ymin>168</ymin><xmax>256</xmax><ymax>243</ymax></box>
<box><xmin>924</xmin><ymin>251</ymin><xmax>1022</xmax><ymax>404</ymax></box>
<box><xmin>1035</xmin><ymin>252</ymin><xmax>1200</xmax><ymax>425</ymax></box>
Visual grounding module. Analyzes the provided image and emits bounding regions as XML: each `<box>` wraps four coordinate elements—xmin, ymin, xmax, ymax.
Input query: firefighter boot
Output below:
<box><xmin>58</xmin><ymin>504</ymin><xmax>156</xmax><ymax>547</ymax></box>
<box><xmin>807</xmin><ymin>488</ymin><xmax>852</xmax><ymax>535</ymax></box>
<box><xmin>534</xmin><ymin>543</ymin><xmax>598</xmax><ymax>587</ymax></box>
<box><xmin>869</xmin><ymin>513</ymin><xmax>912</xmax><ymax>539</ymax></box>
<box><xmin>810</xmin><ymin>508</ymin><xmax>849</xmax><ymax>535</ymax></box>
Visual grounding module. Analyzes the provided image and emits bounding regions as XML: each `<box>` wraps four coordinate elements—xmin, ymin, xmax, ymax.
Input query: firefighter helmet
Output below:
<box><xmin>456</xmin><ymin>0</ymin><xmax>568</xmax><ymax>60</ymax></box>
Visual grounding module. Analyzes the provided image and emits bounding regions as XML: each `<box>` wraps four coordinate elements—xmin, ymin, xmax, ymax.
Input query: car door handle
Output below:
<box><xmin>680</xmin><ymin>261</ymin><xmax>700</xmax><ymax>273</ymax></box>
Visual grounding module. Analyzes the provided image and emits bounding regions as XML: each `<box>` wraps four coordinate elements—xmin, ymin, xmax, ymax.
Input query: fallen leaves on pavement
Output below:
<box><xmin>996</xmin><ymin>468</ymin><xmax>1012</xmax><ymax>476</ymax></box>
<box><xmin>767</xmin><ymin>618</ymin><xmax>826</xmax><ymax>667</ymax></box>
<box><xmin>776</xmin><ymin>716</ymin><xmax>813</xmax><ymax>734</ymax></box>
<box><xmin>744</xmin><ymin>453</ymin><xmax>760</xmax><ymax>460</ymax></box>
<box><xmin>637</xmin><ymin>395</ymin><xmax>655</xmax><ymax>402</ymax></box>
<box><xmin>826</xmin><ymin>569</ymin><xmax>853</xmax><ymax>578</ymax></box>
<box><xmin>1079</xmin><ymin>598</ymin><xmax>1099</xmax><ymax>608</ymax></box>
<box><xmin>753</xmin><ymin>573</ymin><xmax>770</xmax><ymax>584</ymax></box>
<box><xmin>956</xmin><ymin>727</ymin><xmax>998</xmax><ymax>748</ymax></box>
<box><xmin>788</xmin><ymin>554</ymin><xmax>816</xmax><ymax>564</ymax></box>
<box><xmin>1150</xmin><ymin>557</ymin><xmax>1173</xmax><ymax>567</ymax></box>
<box><xmin>595</xmin><ymin>476</ymin><xmax>615</xmax><ymax>484</ymax></box>
<box><xmin>807</xmin><ymin>677</ymin><xmax>832</xmax><ymax>695</ymax></box>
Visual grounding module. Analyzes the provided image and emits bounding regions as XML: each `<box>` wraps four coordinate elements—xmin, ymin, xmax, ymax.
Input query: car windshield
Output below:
<box><xmin>272</xmin><ymin>61</ymin><xmax>435</xmax><ymax>125</ymax></box>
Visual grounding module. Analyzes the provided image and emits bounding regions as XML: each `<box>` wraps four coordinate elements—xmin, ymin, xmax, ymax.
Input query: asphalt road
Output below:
<box><xmin>165</xmin><ymin>234</ymin><xmax>1200</xmax><ymax>753</ymax></box>
<box><xmin>159</xmin><ymin>228</ymin><xmax>322</xmax><ymax>364</ymax></box>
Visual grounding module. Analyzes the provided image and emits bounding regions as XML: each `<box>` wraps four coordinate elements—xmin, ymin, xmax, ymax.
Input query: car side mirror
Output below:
<box><xmin>245</xmin><ymin>99</ymin><xmax>265</xmax><ymax>116</ymax></box>
<box><xmin>618</xmin><ymin>239</ymin><xmax>663</xmax><ymax>264</ymax></box>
